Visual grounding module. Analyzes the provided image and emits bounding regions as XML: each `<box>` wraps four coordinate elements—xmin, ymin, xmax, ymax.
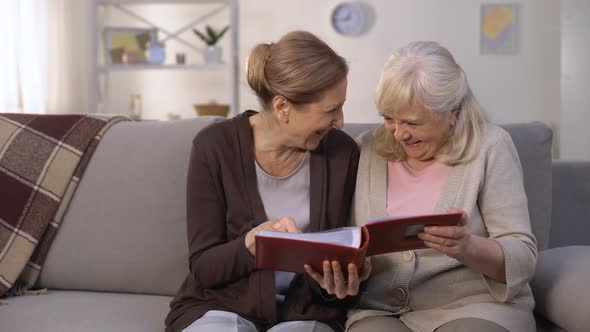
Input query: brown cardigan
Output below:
<box><xmin>165</xmin><ymin>111</ymin><xmax>360</xmax><ymax>332</ymax></box>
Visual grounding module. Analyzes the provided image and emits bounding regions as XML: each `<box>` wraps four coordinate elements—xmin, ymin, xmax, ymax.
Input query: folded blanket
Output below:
<box><xmin>0</xmin><ymin>113</ymin><xmax>127</xmax><ymax>297</ymax></box>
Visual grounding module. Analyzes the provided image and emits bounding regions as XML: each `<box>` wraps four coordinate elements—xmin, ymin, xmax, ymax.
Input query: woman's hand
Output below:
<box><xmin>304</xmin><ymin>258</ymin><xmax>372</xmax><ymax>299</ymax></box>
<box><xmin>418</xmin><ymin>208</ymin><xmax>472</xmax><ymax>262</ymax></box>
<box><xmin>245</xmin><ymin>217</ymin><xmax>301</xmax><ymax>256</ymax></box>
<box><xmin>418</xmin><ymin>208</ymin><xmax>506</xmax><ymax>282</ymax></box>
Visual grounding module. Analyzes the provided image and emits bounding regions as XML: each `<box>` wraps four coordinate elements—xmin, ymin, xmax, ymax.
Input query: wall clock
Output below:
<box><xmin>331</xmin><ymin>2</ymin><xmax>366</xmax><ymax>36</ymax></box>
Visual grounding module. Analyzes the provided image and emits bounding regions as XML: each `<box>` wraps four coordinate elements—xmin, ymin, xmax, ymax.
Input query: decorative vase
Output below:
<box><xmin>204</xmin><ymin>46</ymin><xmax>222</xmax><ymax>64</ymax></box>
<box><xmin>129</xmin><ymin>94</ymin><xmax>142</xmax><ymax>121</ymax></box>
<box><xmin>147</xmin><ymin>41</ymin><xmax>166</xmax><ymax>64</ymax></box>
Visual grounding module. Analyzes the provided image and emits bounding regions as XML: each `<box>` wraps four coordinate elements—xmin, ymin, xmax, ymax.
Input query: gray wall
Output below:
<box><xmin>561</xmin><ymin>0</ymin><xmax>590</xmax><ymax>160</ymax></box>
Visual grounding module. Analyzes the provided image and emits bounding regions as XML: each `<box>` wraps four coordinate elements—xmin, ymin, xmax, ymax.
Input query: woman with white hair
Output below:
<box><xmin>347</xmin><ymin>41</ymin><xmax>537</xmax><ymax>332</ymax></box>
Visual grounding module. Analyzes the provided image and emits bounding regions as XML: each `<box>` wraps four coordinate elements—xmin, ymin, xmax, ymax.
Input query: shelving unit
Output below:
<box><xmin>89</xmin><ymin>0</ymin><xmax>239</xmax><ymax>118</ymax></box>
<box><xmin>97</xmin><ymin>63</ymin><xmax>226</xmax><ymax>72</ymax></box>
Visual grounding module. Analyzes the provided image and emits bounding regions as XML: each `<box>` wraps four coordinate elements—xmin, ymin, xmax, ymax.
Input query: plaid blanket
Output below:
<box><xmin>0</xmin><ymin>113</ymin><xmax>126</xmax><ymax>297</ymax></box>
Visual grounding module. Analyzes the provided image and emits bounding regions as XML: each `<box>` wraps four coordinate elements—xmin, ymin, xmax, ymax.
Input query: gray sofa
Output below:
<box><xmin>0</xmin><ymin>117</ymin><xmax>588</xmax><ymax>332</ymax></box>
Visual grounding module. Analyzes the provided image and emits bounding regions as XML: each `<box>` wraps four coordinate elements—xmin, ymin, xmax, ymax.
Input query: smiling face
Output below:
<box><xmin>276</xmin><ymin>78</ymin><xmax>347</xmax><ymax>151</ymax></box>
<box><xmin>382</xmin><ymin>106</ymin><xmax>458</xmax><ymax>168</ymax></box>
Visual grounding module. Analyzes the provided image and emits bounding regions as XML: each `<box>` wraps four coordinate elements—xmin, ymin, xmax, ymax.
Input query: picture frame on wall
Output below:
<box><xmin>480</xmin><ymin>3</ymin><xmax>520</xmax><ymax>55</ymax></box>
<box><xmin>104</xmin><ymin>27</ymin><xmax>157</xmax><ymax>65</ymax></box>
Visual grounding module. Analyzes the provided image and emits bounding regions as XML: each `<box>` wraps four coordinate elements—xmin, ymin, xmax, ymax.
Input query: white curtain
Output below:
<box><xmin>0</xmin><ymin>0</ymin><xmax>90</xmax><ymax>114</ymax></box>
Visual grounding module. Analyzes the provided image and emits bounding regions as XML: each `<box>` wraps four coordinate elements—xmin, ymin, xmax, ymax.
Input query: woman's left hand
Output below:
<box><xmin>304</xmin><ymin>258</ymin><xmax>372</xmax><ymax>299</ymax></box>
<box><xmin>418</xmin><ymin>207</ymin><xmax>507</xmax><ymax>282</ymax></box>
<box><xmin>418</xmin><ymin>208</ymin><xmax>473</xmax><ymax>262</ymax></box>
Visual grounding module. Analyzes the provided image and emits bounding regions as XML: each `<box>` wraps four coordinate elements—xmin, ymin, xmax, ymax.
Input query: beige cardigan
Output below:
<box><xmin>347</xmin><ymin>124</ymin><xmax>537</xmax><ymax>332</ymax></box>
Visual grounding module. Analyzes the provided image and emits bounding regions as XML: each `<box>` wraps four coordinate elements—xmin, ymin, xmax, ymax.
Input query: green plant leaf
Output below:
<box><xmin>192</xmin><ymin>28</ymin><xmax>209</xmax><ymax>44</ymax></box>
<box><xmin>206</xmin><ymin>25</ymin><xmax>216</xmax><ymax>41</ymax></box>
<box><xmin>193</xmin><ymin>25</ymin><xmax>229</xmax><ymax>46</ymax></box>
<box><xmin>217</xmin><ymin>26</ymin><xmax>229</xmax><ymax>41</ymax></box>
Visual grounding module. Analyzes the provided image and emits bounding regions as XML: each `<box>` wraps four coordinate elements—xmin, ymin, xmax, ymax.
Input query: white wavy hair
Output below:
<box><xmin>374</xmin><ymin>41</ymin><xmax>488</xmax><ymax>164</ymax></box>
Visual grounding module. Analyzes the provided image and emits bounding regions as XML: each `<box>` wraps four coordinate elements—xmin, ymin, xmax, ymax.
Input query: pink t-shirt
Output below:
<box><xmin>387</xmin><ymin>160</ymin><xmax>451</xmax><ymax>216</ymax></box>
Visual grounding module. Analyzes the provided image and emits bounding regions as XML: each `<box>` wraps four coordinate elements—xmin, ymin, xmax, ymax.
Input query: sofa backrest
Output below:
<box><xmin>343</xmin><ymin>122</ymin><xmax>553</xmax><ymax>251</ymax></box>
<box><xmin>500</xmin><ymin>122</ymin><xmax>553</xmax><ymax>250</ymax></box>
<box><xmin>37</xmin><ymin>118</ymin><xmax>552</xmax><ymax>296</ymax></box>
<box><xmin>550</xmin><ymin>160</ymin><xmax>590</xmax><ymax>248</ymax></box>
<box><xmin>38</xmin><ymin>117</ymin><xmax>224</xmax><ymax>296</ymax></box>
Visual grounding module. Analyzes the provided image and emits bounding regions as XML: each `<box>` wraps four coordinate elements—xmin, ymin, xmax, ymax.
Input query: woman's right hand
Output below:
<box><xmin>245</xmin><ymin>217</ymin><xmax>301</xmax><ymax>256</ymax></box>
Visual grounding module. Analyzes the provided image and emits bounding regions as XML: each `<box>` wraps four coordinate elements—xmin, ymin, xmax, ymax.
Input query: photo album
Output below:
<box><xmin>255</xmin><ymin>212</ymin><xmax>463</xmax><ymax>274</ymax></box>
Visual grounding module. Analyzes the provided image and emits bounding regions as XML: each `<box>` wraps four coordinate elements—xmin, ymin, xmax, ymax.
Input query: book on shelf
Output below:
<box><xmin>255</xmin><ymin>212</ymin><xmax>462</xmax><ymax>274</ymax></box>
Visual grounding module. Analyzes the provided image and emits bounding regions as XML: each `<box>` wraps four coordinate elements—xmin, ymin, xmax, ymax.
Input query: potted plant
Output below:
<box><xmin>192</xmin><ymin>25</ymin><xmax>229</xmax><ymax>64</ymax></box>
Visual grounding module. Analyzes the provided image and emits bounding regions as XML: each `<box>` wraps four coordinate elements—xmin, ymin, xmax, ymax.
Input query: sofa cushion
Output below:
<box><xmin>0</xmin><ymin>290</ymin><xmax>171</xmax><ymax>332</ymax></box>
<box><xmin>342</xmin><ymin>121</ymin><xmax>553</xmax><ymax>250</ymax></box>
<box><xmin>500</xmin><ymin>122</ymin><xmax>553</xmax><ymax>251</ymax></box>
<box><xmin>531</xmin><ymin>246</ymin><xmax>590</xmax><ymax>332</ymax></box>
<box><xmin>550</xmin><ymin>160</ymin><xmax>590</xmax><ymax>247</ymax></box>
<box><xmin>37</xmin><ymin>117</ymin><xmax>224</xmax><ymax>296</ymax></box>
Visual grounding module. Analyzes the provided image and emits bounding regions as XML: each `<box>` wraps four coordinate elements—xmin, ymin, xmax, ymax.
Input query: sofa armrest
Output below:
<box><xmin>531</xmin><ymin>246</ymin><xmax>590</xmax><ymax>332</ymax></box>
<box><xmin>550</xmin><ymin>160</ymin><xmax>590</xmax><ymax>247</ymax></box>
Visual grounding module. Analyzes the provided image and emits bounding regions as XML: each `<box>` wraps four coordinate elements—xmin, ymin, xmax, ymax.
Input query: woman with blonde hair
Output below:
<box><xmin>347</xmin><ymin>41</ymin><xmax>536</xmax><ymax>332</ymax></box>
<box><xmin>165</xmin><ymin>31</ymin><xmax>370</xmax><ymax>332</ymax></box>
